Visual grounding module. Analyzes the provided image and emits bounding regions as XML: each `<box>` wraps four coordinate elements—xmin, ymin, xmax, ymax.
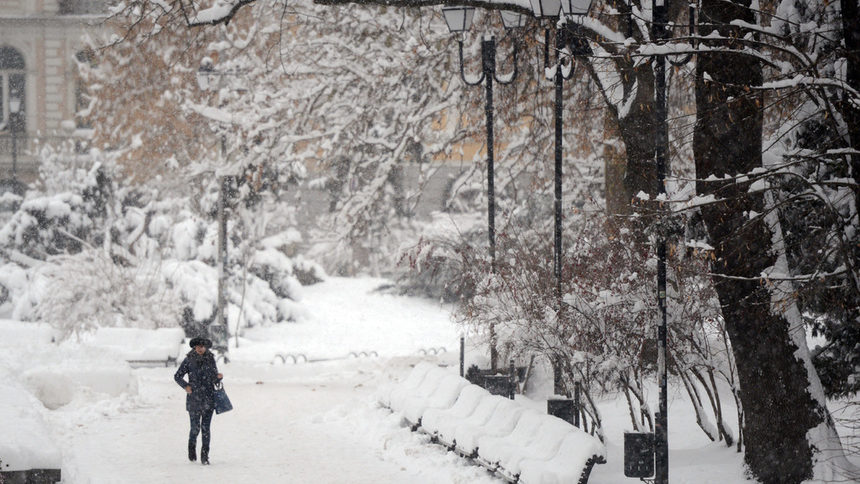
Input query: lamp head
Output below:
<box><xmin>442</xmin><ymin>6</ymin><xmax>475</xmax><ymax>33</ymax></box>
<box><xmin>529</xmin><ymin>0</ymin><xmax>561</xmax><ymax>18</ymax></box>
<box><xmin>560</xmin><ymin>0</ymin><xmax>594</xmax><ymax>16</ymax></box>
<box><xmin>499</xmin><ymin>10</ymin><xmax>527</xmax><ymax>30</ymax></box>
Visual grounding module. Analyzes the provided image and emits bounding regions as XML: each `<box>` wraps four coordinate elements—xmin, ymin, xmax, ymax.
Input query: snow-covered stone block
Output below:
<box><xmin>454</xmin><ymin>396</ymin><xmax>524</xmax><ymax>456</ymax></box>
<box><xmin>517</xmin><ymin>430</ymin><xmax>606</xmax><ymax>484</ymax></box>
<box><xmin>401</xmin><ymin>373</ymin><xmax>469</xmax><ymax>425</ymax></box>
<box><xmin>0</xmin><ymin>377</ymin><xmax>63</xmax><ymax>471</ymax></box>
<box><xmin>421</xmin><ymin>384</ymin><xmax>488</xmax><ymax>436</ymax></box>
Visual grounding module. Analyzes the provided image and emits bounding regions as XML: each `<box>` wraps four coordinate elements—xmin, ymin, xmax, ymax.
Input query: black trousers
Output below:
<box><xmin>189</xmin><ymin>408</ymin><xmax>214</xmax><ymax>450</ymax></box>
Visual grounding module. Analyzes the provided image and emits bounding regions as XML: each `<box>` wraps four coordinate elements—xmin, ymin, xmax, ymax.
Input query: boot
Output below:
<box><xmin>188</xmin><ymin>442</ymin><xmax>197</xmax><ymax>462</ymax></box>
<box><xmin>201</xmin><ymin>448</ymin><xmax>209</xmax><ymax>465</ymax></box>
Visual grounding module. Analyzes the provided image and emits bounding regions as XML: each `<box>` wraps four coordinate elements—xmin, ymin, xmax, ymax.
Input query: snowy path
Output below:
<box><xmin>40</xmin><ymin>276</ymin><xmax>499</xmax><ymax>484</ymax></box>
<box><xmin>48</xmin><ymin>358</ymin><xmax>500</xmax><ymax>484</ymax></box>
<box><xmin>13</xmin><ymin>276</ymin><xmax>760</xmax><ymax>483</ymax></box>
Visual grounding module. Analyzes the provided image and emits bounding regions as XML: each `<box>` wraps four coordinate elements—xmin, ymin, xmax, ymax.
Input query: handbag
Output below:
<box><xmin>213</xmin><ymin>381</ymin><xmax>233</xmax><ymax>414</ymax></box>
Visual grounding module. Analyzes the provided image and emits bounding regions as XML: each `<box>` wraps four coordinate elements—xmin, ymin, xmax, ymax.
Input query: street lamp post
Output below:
<box><xmin>443</xmin><ymin>7</ymin><xmax>524</xmax><ymax>369</ymax></box>
<box><xmin>8</xmin><ymin>95</ymin><xmax>22</xmax><ymax>182</ymax></box>
<box><xmin>530</xmin><ymin>0</ymin><xmax>592</xmax><ymax>302</ymax></box>
<box><xmin>651</xmin><ymin>6</ymin><xmax>697</xmax><ymax>482</ymax></box>
<box><xmin>443</xmin><ymin>7</ymin><xmax>524</xmax><ymax>275</ymax></box>
<box><xmin>197</xmin><ymin>61</ymin><xmax>233</xmax><ymax>358</ymax></box>
<box><xmin>652</xmin><ymin>1</ymin><xmax>669</xmax><ymax>482</ymax></box>
<box><xmin>529</xmin><ymin>0</ymin><xmax>592</xmax><ymax>400</ymax></box>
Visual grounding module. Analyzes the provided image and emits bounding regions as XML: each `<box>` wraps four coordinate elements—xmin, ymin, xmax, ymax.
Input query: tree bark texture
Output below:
<box><xmin>582</xmin><ymin>0</ymin><xmax>659</xmax><ymax>209</ymax></box>
<box><xmin>616</xmin><ymin>76</ymin><xmax>659</xmax><ymax>203</ymax></box>
<box><xmin>585</xmin><ymin>49</ymin><xmax>658</xmax><ymax>208</ymax></box>
<box><xmin>842</xmin><ymin>0</ymin><xmax>860</xmax><ymax>187</ymax></box>
<box><xmin>694</xmin><ymin>1</ymin><xmax>823</xmax><ymax>482</ymax></box>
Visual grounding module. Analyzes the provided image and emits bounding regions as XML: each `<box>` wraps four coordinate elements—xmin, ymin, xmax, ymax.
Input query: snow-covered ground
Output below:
<box><xmin>4</xmin><ymin>276</ymin><xmax>854</xmax><ymax>483</ymax></box>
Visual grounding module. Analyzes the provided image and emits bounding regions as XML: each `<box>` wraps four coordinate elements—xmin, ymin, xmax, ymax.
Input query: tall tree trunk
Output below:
<box><xmin>616</xmin><ymin>81</ymin><xmax>658</xmax><ymax>204</ymax></box>
<box><xmin>694</xmin><ymin>1</ymin><xmax>824</xmax><ymax>481</ymax></box>
<box><xmin>843</xmin><ymin>0</ymin><xmax>860</xmax><ymax>185</ymax></box>
<box><xmin>592</xmin><ymin>0</ymin><xmax>659</xmax><ymax>211</ymax></box>
<box><xmin>603</xmin><ymin>113</ymin><xmax>629</xmax><ymax>217</ymax></box>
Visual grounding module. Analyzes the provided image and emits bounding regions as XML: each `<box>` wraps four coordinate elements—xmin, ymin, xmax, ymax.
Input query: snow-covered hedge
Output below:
<box><xmin>0</xmin><ymin>372</ymin><xmax>63</xmax><ymax>471</ymax></box>
<box><xmin>22</xmin><ymin>364</ymin><xmax>138</xmax><ymax>410</ymax></box>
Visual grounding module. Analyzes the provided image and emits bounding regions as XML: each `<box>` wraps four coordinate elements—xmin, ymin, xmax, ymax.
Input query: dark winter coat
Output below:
<box><xmin>174</xmin><ymin>350</ymin><xmax>221</xmax><ymax>413</ymax></box>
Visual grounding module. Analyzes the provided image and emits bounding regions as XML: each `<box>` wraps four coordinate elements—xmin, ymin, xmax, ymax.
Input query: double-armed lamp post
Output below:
<box><xmin>442</xmin><ymin>6</ymin><xmax>526</xmax><ymax>277</ymax></box>
<box><xmin>442</xmin><ymin>6</ymin><xmax>526</xmax><ymax>369</ymax></box>
<box><xmin>652</xmin><ymin>1</ymin><xmax>670</xmax><ymax>482</ymax></box>
<box><xmin>529</xmin><ymin>0</ymin><xmax>594</xmax><ymax>302</ymax></box>
<box><xmin>442</xmin><ymin>0</ymin><xmax>593</xmax><ymax>369</ymax></box>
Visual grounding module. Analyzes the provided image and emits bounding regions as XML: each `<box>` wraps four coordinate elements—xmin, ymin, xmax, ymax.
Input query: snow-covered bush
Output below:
<box><xmin>0</xmin><ymin>142</ymin><xmax>326</xmax><ymax>341</ymax></box>
<box><xmin>448</xmin><ymin>211</ymin><xmax>736</xmax><ymax>445</ymax></box>
<box><xmin>30</xmin><ymin>250</ymin><xmax>183</xmax><ymax>339</ymax></box>
<box><xmin>0</xmin><ymin>192</ymin><xmax>95</xmax><ymax>259</ymax></box>
<box><xmin>395</xmin><ymin>212</ymin><xmax>485</xmax><ymax>303</ymax></box>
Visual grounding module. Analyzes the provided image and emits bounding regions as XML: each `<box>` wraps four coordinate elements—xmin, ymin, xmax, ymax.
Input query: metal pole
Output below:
<box><xmin>460</xmin><ymin>335</ymin><xmax>465</xmax><ymax>377</ymax></box>
<box><xmin>11</xmin><ymin>128</ymin><xmax>17</xmax><ymax>181</ymax></box>
<box><xmin>553</xmin><ymin>27</ymin><xmax>564</xmax><ymax>302</ymax></box>
<box><xmin>484</xmin><ymin>38</ymin><xmax>496</xmax><ymax>274</ymax></box>
<box><xmin>653</xmin><ymin>1</ymin><xmax>669</xmax><ymax>482</ymax></box>
<box><xmin>217</xmin><ymin>175</ymin><xmax>228</xmax><ymax>342</ymax></box>
<box><xmin>483</xmin><ymin>38</ymin><xmax>500</xmax><ymax>371</ymax></box>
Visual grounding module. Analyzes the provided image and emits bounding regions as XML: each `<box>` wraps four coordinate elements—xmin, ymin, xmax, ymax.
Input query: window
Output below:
<box><xmin>58</xmin><ymin>0</ymin><xmax>106</xmax><ymax>15</ymax></box>
<box><xmin>0</xmin><ymin>47</ymin><xmax>26</xmax><ymax>133</ymax></box>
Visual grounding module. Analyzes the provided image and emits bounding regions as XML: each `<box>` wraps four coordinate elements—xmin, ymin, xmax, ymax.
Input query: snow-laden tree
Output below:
<box><xmin>754</xmin><ymin>0</ymin><xmax>860</xmax><ymax>401</ymax></box>
<box><xmin>95</xmin><ymin>0</ymin><xmax>489</xmax><ymax>277</ymax></box>
<box><xmin>690</xmin><ymin>0</ymin><xmax>859</xmax><ymax>479</ymax></box>
<box><xmin>95</xmin><ymin>1</ymin><xmax>858</xmax><ymax>480</ymax></box>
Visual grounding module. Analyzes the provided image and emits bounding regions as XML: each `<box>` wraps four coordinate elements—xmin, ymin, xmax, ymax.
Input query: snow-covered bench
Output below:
<box><xmin>381</xmin><ymin>363</ymin><xmax>606</xmax><ymax>483</ymax></box>
<box><xmin>86</xmin><ymin>327</ymin><xmax>186</xmax><ymax>367</ymax></box>
<box><xmin>0</xmin><ymin>320</ymin><xmax>57</xmax><ymax>345</ymax></box>
<box><xmin>382</xmin><ymin>361</ymin><xmax>438</xmax><ymax>410</ymax></box>
<box><xmin>422</xmin><ymin>384</ymin><xmax>490</xmax><ymax>444</ymax></box>
<box><xmin>453</xmin><ymin>396</ymin><xmax>525</xmax><ymax>458</ymax></box>
<box><xmin>0</xmin><ymin>375</ymin><xmax>62</xmax><ymax>484</ymax></box>
<box><xmin>401</xmin><ymin>373</ymin><xmax>469</xmax><ymax>427</ymax></box>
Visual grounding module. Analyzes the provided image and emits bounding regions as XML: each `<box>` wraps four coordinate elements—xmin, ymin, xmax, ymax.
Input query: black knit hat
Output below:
<box><xmin>189</xmin><ymin>337</ymin><xmax>212</xmax><ymax>348</ymax></box>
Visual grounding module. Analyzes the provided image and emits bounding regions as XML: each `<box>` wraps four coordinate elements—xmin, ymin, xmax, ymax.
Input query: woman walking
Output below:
<box><xmin>174</xmin><ymin>337</ymin><xmax>223</xmax><ymax>465</ymax></box>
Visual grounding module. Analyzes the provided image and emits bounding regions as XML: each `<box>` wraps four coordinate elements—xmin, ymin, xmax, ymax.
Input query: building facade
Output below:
<box><xmin>0</xmin><ymin>0</ymin><xmax>103</xmax><ymax>185</ymax></box>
